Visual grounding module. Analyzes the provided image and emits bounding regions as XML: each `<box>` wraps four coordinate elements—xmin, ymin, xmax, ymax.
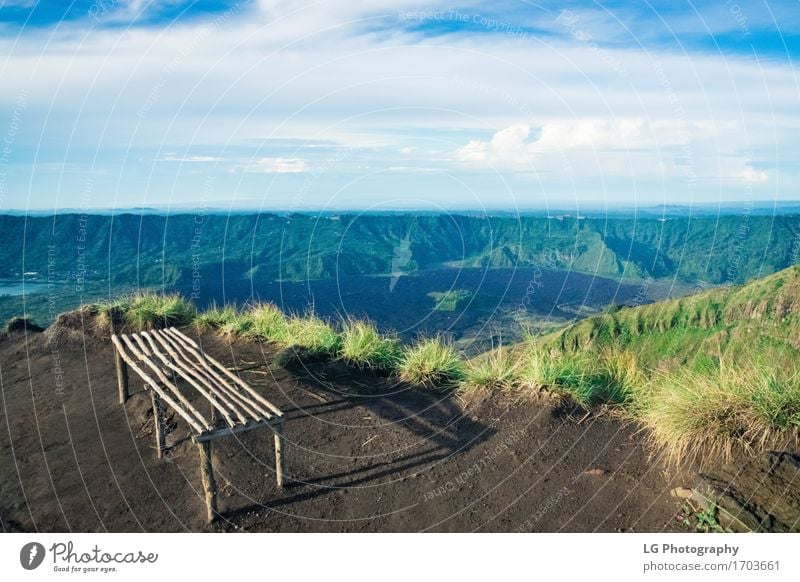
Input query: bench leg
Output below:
<box><xmin>274</xmin><ymin>421</ymin><xmax>286</xmax><ymax>488</ymax></box>
<box><xmin>198</xmin><ymin>441</ymin><xmax>218</xmax><ymax>524</ymax></box>
<box><xmin>114</xmin><ymin>348</ymin><xmax>129</xmax><ymax>404</ymax></box>
<box><xmin>151</xmin><ymin>391</ymin><xmax>165</xmax><ymax>459</ymax></box>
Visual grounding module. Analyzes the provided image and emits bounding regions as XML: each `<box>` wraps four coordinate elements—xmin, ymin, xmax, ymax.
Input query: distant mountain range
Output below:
<box><xmin>1</xmin><ymin>211</ymin><xmax>798</xmax><ymax>326</ymax></box>
<box><xmin>6</xmin><ymin>201</ymin><xmax>800</xmax><ymax>218</ymax></box>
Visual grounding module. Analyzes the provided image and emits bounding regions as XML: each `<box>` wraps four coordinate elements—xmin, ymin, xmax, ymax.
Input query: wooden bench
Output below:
<box><xmin>110</xmin><ymin>326</ymin><xmax>285</xmax><ymax>523</ymax></box>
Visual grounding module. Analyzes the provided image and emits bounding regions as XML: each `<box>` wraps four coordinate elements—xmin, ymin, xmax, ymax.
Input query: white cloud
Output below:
<box><xmin>455</xmin><ymin>119</ymin><xmax>773</xmax><ymax>185</ymax></box>
<box><xmin>387</xmin><ymin>166</ymin><xmax>445</xmax><ymax>173</ymax></box>
<box><xmin>0</xmin><ymin>1</ymin><xmax>795</xmax><ymax>206</ymax></box>
<box><xmin>159</xmin><ymin>155</ymin><xmax>220</xmax><ymax>163</ymax></box>
<box><xmin>735</xmin><ymin>166</ymin><xmax>769</xmax><ymax>183</ymax></box>
<box><xmin>246</xmin><ymin>157</ymin><xmax>307</xmax><ymax>173</ymax></box>
<box><xmin>455</xmin><ymin>120</ymin><xmax>658</xmax><ymax>170</ymax></box>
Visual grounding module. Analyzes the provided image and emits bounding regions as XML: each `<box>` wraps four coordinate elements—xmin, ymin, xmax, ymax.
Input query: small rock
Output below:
<box><xmin>583</xmin><ymin>468</ymin><xmax>606</xmax><ymax>477</ymax></box>
<box><xmin>670</xmin><ymin>487</ymin><xmax>693</xmax><ymax>500</ymax></box>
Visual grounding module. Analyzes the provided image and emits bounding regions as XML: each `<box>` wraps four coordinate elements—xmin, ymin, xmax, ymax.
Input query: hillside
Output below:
<box><xmin>0</xmin><ymin>312</ymin><xmax>683</xmax><ymax>533</ymax></box>
<box><xmin>1</xmin><ymin>213</ymin><xmax>798</xmax><ymax>326</ymax></box>
<box><xmin>549</xmin><ymin>264</ymin><xmax>800</xmax><ymax>371</ymax></box>
<box><xmin>2</xmin><ymin>213</ymin><xmax>797</xmax><ymax>286</ymax></box>
<box><xmin>2</xmin><ymin>282</ymin><xmax>799</xmax><ymax>531</ymax></box>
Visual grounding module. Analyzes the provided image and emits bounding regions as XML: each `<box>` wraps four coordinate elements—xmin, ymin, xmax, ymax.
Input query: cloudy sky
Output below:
<box><xmin>0</xmin><ymin>0</ymin><xmax>798</xmax><ymax>211</ymax></box>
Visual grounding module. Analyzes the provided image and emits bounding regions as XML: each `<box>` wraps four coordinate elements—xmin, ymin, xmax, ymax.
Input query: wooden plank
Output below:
<box><xmin>154</xmin><ymin>329</ymin><xmax>268</xmax><ymax>420</ymax></box>
<box><xmin>153</xmin><ymin>330</ymin><xmax>269</xmax><ymax>422</ymax></box>
<box><xmin>121</xmin><ymin>334</ymin><xmax>210</xmax><ymax>429</ymax></box>
<box><xmin>191</xmin><ymin>417</ymin><xmax>284</xmax><ymax>443</ymax></box>
<box><xmin>167</xmin><ymin>327</ymin><xmax>284</xmax><ymax>416</ymax></box>
<box><xmin>159</xmin><ymin>327</ymin><xmax>273</xmax><ymax>417</ymax></box>
<box><xmin>110</xmin><ymin>335</ymin><xmax>206</xmax><ymax>433</ymax></box>
<box><xmin>141</xmin><ymin>331</ymin><xmax>241</xmax><ymax>427</ymax></box>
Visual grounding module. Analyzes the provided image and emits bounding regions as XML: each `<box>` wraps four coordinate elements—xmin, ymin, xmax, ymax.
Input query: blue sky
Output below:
<box><xmin>0</xmin><ymin>0</ymin><xmax>798</xmax><ymax>211</ymax></box>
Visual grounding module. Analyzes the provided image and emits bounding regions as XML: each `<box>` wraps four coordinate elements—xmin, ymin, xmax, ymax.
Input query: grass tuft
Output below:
<box><xmin>246</xmin><ymin>302</ymin><xmax>288</xmax><ymax>342</ymax></box>
<box><xmin>636</xmin><ymin>361</ymin><xmax>800</xmax><ymax>464</ymax></box>
<box><xmin>283</xmin><ymin>314</ymin><xmax>341</xmax><ymax>355</ymax></box>
<box><xmin>521</xmin><ymin>347</ymin><xmax>640</xmax><ymax>408</ymax></box>
<box><xmin>339</xmin><ymin>319</ymin><xmax>401</xmax><ymax>370</ymax></box>
<box><xmin>195</xmin><ymin>304</ymin><xmax>242</xmax><ymax>332</ymax></box>
<box><xmin>94</xmin><ymin>293</ymin><xmax>196</xmax><ymax>331</ymax></box>
<box><xmin>399</xmin><ymin>337</ymin><xmax>464</xmax><ymax>387</ymax></box>
<box><xmin>460</xmin><ymin>345</ymin><xmax>523</xmax><ymax>392</ymax></box>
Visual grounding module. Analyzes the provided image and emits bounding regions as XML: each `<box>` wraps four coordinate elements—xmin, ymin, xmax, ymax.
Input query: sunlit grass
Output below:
<box><xmin>94</xmin><ymin>293</ymin><xmax>195</xmax><ymax>331</ymax></box>
<box><xmin>460</xmin><ymin>345</ymin><xmax>523</xmax><ymax>392</ymax></box>
<box><xmin>399</xmin><ymin>336</ymin><xmax>463</xmax><ymax>387</ymax></box>
<box><xmin>339</xmin><ymin>319</ymin><xmax>402</xmax><ymax>370</ymax></box>
<box><xmin>635</xmin><ymin>360</ymin><xmax>800</xmax><ymax>464</ymax></box>
<box><xmin>194</xmin><ymin>304</ymin><xmax>242</xmax><ymax>332</ymax></box>
<box><xmin>246</xmin><ymin>302</ymin><xmax>288</xmax><ymax>342</ymax></box>
<box><xmin>283</xmin><ymin>314</ymin><xmax>341</xmax><ymax>355</ymax></box>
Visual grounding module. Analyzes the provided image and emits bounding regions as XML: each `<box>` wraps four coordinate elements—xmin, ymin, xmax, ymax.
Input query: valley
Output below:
<box><xmin>0</xmin><ymin>211</ymin><xmax>791</xmax><ymax>343</ymax></box>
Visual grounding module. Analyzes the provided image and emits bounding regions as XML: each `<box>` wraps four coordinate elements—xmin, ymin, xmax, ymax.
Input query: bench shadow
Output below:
<box><xmin>223</xmin><ymin>357</ymin><xmax>495</xmax><ymax>519</ymax></box>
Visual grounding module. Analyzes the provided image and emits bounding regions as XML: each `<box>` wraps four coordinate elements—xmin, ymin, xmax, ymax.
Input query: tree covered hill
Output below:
<box><xmin>1</xmin><ymin>212</ymin><xmax>798</xmax><ymax>293</ymax></box>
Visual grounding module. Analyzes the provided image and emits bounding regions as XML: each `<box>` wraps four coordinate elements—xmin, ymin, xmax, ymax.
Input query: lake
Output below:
<box><xmin>0</xmin><ymin>279</ymin><xmax>50</xmax><ymax>297</ymax></box>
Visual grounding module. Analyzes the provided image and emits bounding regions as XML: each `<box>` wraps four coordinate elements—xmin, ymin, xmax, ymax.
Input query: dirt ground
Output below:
<box><xmin>0</xmin><ymin>318</ymin><xmax>686</xmax><ymax>533</ymax></box>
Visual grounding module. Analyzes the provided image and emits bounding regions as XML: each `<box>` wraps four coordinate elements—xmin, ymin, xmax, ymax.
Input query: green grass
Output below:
<box><xmin>636</xmin><ymin>361</ymin><xmax>800</xmax><ymax>464</ymax></box>
<box><xmin>194</xmin><ymin>304</ymin><xmax>243</xmax><ymax>332</ymax></box>
<box><xmin>246</xmin><ymin>302</ymin><xmax>288</xmax><ymax>342</ymax></box>
<box><xmin>94</xmin><ymin>293</ymin><xmax>196</xmax><ymax>331</ymax></box>
<box><xmin>551</xmin><ymin>265</ymin><xmax>800</xmax><ymax>369</ymax></box>
<box><xmin>339</xmin><ymin>320</ymin><xmax>402</xmax><ymax>370</ymax></box>
<box><xmin>427</xmin><ymin>289</ymin><xmax>472</xmax><ymax>312</ymax></box>
<box><xmin>460</xmin><ymin>345</ymin><xmax>524</xmax><ymax>392</ymax></box>
<box><xmin>399</xmin><ymin>337</ymin><xmax>464</xmax><ymax>387</ymax></box>
<box><xmin>283</xmin><ymin>314</ymin><xmax>341</xmax><ymax>355</ymax></box>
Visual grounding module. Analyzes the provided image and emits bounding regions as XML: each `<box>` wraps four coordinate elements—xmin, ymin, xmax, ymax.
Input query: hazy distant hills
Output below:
<box><xmin>1</xmin><ymin>212</ymin><xmax>797</xmax><ymax>290</ymax></box>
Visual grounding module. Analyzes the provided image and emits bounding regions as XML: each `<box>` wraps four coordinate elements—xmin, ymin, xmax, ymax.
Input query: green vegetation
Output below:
<box><xmin>399</xmin><ymin>337</ymin><xmax>463</xmax><ymax>386</ymax></box>
<box><xmin>195</xmin><ymin>304</ymin><xmax>243</xmax><ymax>333</ymax></box>
<box><xmin>4</xmin><ymin>212</ymin><xmax>800</xmax><ymax>325</ymax></box>
<box><xmin>427</xmin><ymin>289</ymin><xmax>472</xmax><ymax>312</ymax></box>
<box><xmin>461</xmin><ymin>345</ymin><xmax>524</xmax><ymax>391</ymax></box>
<box><xmin>247</xmin><ymin>303</ymin><xmax>287</xmax><ymax>341</ymax></box>
<box><xmin>282</xmin><ymin>314</ymin><xmax>341</xmax><ymax>355</ymax></box>
<box><xmin>339</xmin><ymin>320</ymin><xmax>402</xmax><ymax>370</ymax></box>
<box><xmin>550</xmin><ymin>265</ymin><xmax>800</xmax><ymax>371</ymax></box>
<box><xmin>530</xmin><ymin>265</ymin><xmax>800</xmax><ymax>462</ymax></box>
<box><xmin>520</xmin><ymin>348</ymin><xmax>640</xmax><ymax>407</ymax></box>
<box><xmin>31</xmin><ymin>265</ymin><xmax>800</xmax><ymax>466</ymax></box>
<box><xmin>94</xmin><ymin>293</ymin><xmax>196</xmax><ymax>331</ymax></box>
<box><xmin>637</xmin><ymin>362</ymin><xmax>800</xmax><ymax>464</ymax></box>
<box><xmin>679</xmin><ymin>500</ymin><xmax>725</xmax><ymax>533</ymax></box>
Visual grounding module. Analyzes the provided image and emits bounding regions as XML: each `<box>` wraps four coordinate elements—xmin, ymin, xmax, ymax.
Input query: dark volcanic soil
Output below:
<box><xmin>0</xmin><ymin>320</ymin><xmax>686</xmax><ymax>533</ymax></box>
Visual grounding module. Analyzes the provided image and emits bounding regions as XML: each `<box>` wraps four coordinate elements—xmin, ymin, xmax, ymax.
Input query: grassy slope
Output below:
<box><xmin>525</xmin><ymin>265</ymin><xmax>800</xmax><ymax>462</ymax></box>
<box><xmin>548</xmin><ymin>265</ymin><xmax>800</xmax><ymax>371</ymax></box>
